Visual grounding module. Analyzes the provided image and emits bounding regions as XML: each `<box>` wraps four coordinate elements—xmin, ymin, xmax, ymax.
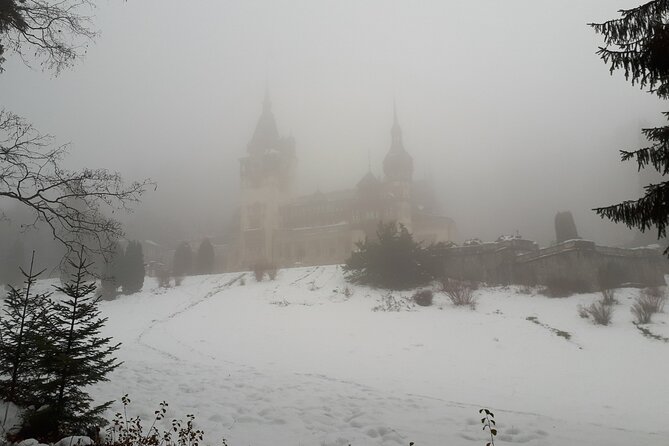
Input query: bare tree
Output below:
<box><xmin>0</xmin><ymin>109</ymin><xmax>152</xmax><ymax>262</ymax></box>
<box><xmin>0</xmin><ymin>0</ymin><xmax>96</xmax><ymax>73</ymax></box>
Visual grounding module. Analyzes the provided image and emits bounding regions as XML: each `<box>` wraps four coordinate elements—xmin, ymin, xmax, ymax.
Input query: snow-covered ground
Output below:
<box><xmin>37</xmin><ymin>266</ymin><xmax>669</xmax><ymax>445</ymax></box>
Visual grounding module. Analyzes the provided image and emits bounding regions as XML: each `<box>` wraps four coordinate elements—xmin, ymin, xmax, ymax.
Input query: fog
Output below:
<box><xmin>1</xmin><ymin>0</ymin><xmax>664</xmax><ymax>248</ymax></box>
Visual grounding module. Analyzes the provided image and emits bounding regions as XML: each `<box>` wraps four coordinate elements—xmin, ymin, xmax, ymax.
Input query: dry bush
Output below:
<box><xmin>577</xmin><ymin>304</ymin><xmax>589</xmax><ymax>319</ymax></box>
<box><xmin>586</xmin><ymin>300</ymin><xmax>614</xmax><ymax>326</ymax></box>
<box><xmin>412</xmin><ymin>289</ymin><xmax>433</xmax><ymax>307</ymax></box>
<box><xmin>441</xmin><ymin>278</ymin><xmax>477</xmax><ymax>309</ymax></box>
<box><xmin>267</xmin><ymin>263</ymin><xmax>278</xmax><ymax>281</ymax></box>
<box><xmin>252</xmin><ymin>262</ymin><xmax>266</xmax><ymax>282</ymax></box>
<box><xmin>104</xmin><ymin>395</ymin><xmax>211</xmax><ymax>446</ymax></box>
<box><xmin>631</xmin><ymin>288</ymin><xmax>667</xmax><ymax>324</ymax></box>
<box><xmin>600</xmin><ymin>288</ymin><xmax>617</xmax><ymax>306</ymax></box>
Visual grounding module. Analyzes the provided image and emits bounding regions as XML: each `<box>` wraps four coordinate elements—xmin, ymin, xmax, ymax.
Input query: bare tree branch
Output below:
<box><xmin>0</xmin><ymin>109</ymin><xmax>153</xmax><ymax>263</ymax></box>
<box><xmin>0</xmin><ymin>0</ymin><xmax>97</xmax><ymax>73</ymax></box>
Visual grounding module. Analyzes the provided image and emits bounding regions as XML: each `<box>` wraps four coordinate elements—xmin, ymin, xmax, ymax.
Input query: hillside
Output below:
<box><xmin>41</xmin><ymin>266</ymin><xmax>669</xmax><ymax>445</ymax></box>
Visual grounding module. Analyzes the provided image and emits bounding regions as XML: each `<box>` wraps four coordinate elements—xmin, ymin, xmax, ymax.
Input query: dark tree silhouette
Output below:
<box><xmin>344</xmin><ymin>221</ymin><xmax>443</xmax><ymax>290</ymax></box>
<box><xmin>173</xmin><ymin>242</ymin><xmax>193</xmax><ymax>278</ymax></box>
<box><xmin>0</xmin><ymin>252</ymin><xmax>51</xmax><ymax>409</ymax></box>
<box><xmin>591</xmin><ymin>2</ymin><xmax>669</xmax><ymax>252</ymax></box>
<box><xmin>196</xmin><ymin>238</ymin><xmax>215</xmax><ymax>275</ymax></box>
<box><xmin>39</xmin><ymin>255</ymin><xmax>120</xmax><ymax>437</ymax></box>
<box><xmin>555</xmin><ymin>211</ymin><xmax>579</xmax><ymax>244</ymax></box>
<box><xmin>121</xmin><ymin>241</ymin><xmax>144</xmax><ymax>295</ymax></box>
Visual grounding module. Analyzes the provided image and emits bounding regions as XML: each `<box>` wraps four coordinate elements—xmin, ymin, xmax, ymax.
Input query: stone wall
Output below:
<box><xmin>442</xmin><ymin>239</ymin><xmax>668</xmax><ymax>291</ymax></box>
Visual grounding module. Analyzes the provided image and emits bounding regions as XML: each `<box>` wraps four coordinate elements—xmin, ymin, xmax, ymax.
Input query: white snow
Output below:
<box><xmin>27</xmin><ymin>266</ymin><xmax>669</xmax><ymax>445</ymax></box>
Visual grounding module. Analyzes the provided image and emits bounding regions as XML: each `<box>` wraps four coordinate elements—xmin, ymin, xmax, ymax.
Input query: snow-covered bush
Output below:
<box><xmin>577</xmin><ymin>304</ymin><xmax>589</xmax><ymax>319</ymax></box>
<box><xmin>600</xmin><ymin>288</ymin><xmax>617</xmax><ymax>306</ymax></box>
<box><xmin>586</xmin><ymin>300</ymin><xmax>614</xmax><ymax>326</ymax></box>
<box><xmin>631</xmin><ymin>287</ymin><xmax>666</xmax><ymax>324</ymax></box>
<box><xmin>412</xmin><ymin>289</ymin><xmax>433</xmax><ymax>307</ymax></box>
<box><xmin>372</xmin><ymin>293</ymin><xmax>412</xmax><ymax>312</ymax></box>
<box><xmin>441</xmin><ymin>279</ymin><xmax>476</xmax><ymax>309</ymax></box>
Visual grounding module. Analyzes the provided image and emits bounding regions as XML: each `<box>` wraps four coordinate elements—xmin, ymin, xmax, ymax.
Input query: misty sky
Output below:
<box><xmin>1</xmin><ymin>0</ymin><xmax>665</xmax><ymax>247</ymax></box>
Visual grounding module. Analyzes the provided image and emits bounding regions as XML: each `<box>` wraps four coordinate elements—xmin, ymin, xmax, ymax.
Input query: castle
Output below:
<box><xmin>225</xmin><ymin>92</ymin><xmax>457</xmax><ymax>270</ymax></box>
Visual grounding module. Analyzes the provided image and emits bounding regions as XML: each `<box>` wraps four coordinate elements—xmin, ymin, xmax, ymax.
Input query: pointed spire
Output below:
<box><xmin>247</xmin><ymin>88</ymin><xmax>279</xmax><ymax>154</ymax></box>
<box><xmin>383</xmin><ymin>100</ymin><xmax>413</xmax><ymax>182</ymax></box>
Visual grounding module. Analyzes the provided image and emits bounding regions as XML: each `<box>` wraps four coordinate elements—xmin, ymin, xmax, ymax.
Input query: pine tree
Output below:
<box><xmin>40</xmin><ymin>255</ymin><xmax>120</xmax><ymax>437</ymax></box>
<box><xmin>196</xmin><ymin>239</ymin><xmax>215</xmax><ymax>275</ymax></box>
<box><xmin>344</xmin><ymin>222</ymin><xmax>440</xmax><ymax>290</ymax></box>
<box><xmin>555</xmin><ymin>211</ymin><xmax>579</xmax><ymax>244</ymax></box>
<box><xmin>0</xmin><ymin>252</ymin><xmax>52</xmax><ymax>410</ymax></box>
<box><xmin>591</xmin><ymin>2</ymin><xmax>669</xmax><ymax>252</ymax></box>
<box><xmin>121</xmin><ymin>241</ymin><xmax>144</xmax><ymax>295</ymax></box>
<box><xmin>100</xmin><ymin>242</ymin><xmax>124</xmax><ymax>299</ymax></box>
<box><xmin>173</xmin><ymin>242</ymin><xmax>193</xmax><ymax>278</ymax></box>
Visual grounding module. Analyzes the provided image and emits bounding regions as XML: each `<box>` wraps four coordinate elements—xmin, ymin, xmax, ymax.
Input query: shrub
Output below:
<box><xmin>577</xmin><ymin>304</ymin><xmax>589</xmax><ymax>319</ymax></box>
<box><xmin>412</xmin><ymin>289</ymin><xmax>433</xmax><ymax>307</ymax></box>
<box><xmin>586</xmin><ymin>300</ymin><xmax>614</xmax><ymax>326</ymax></box>
<box><xmin>267</xmin><ymin>263</ymin><xmax>278</xmax><ymax>281</ymax></box>
<box><xmin>600</xmin><ymin>288</ymin><xmax>617</xmax><ymax>306</ymax></box>
<box><xmin>642</xmin><ymin>286</ymin><xmax>667</xmax><ymax>311</ymax></box>
<box><xmin>252</xmin><ymin>262</ymin><xmax>266</xmax><ymax>282</ymax></box>
<box><xmin>104</xmin><ymin>395</ymin><xmax>209</xmax><ymax>446</ymax></box>
<box><xmin>441</xmin><ymin>278</ymin><xmax>477</xmax><ymax>309</ymax></box>
<box><xmin>631</xmin><ymin>288</ymin><xmax>666</xmax><ymax>324</ymax></box>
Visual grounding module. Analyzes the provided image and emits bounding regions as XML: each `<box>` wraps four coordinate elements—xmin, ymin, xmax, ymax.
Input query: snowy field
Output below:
<box><xmin>38</xmin><ymin>266</ymin><xmax>669</xmax><ymax>445</ymax></box>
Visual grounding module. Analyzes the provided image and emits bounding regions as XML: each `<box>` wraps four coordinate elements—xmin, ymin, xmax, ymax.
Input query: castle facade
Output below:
<box><xmin>227</xmin><ymin>93</ymin><xmax>457</xmax><ymax>270</ymax></box>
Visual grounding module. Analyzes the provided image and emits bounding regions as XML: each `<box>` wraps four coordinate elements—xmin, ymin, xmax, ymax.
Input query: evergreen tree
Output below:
<box><xmin>591</xmin><ymin>2</ymin><xmax>669</xmax><ymax>252</ymax></box>
<box><xmin>121</xmin><ymin>241</ymin><xmax>144</xmax><ymax>295</ymax></box>
<box><xmin>196</xmin><ymin>238</ymin><xmax>215</xmax><ymax>275</ymax></box>
<box><xmin>344</xmin><ymin>222</ymin><xmax>441</xmax><ymax>290</ymax></box>
<box><xmin>0</xmin><ymin>252</ymin><xmax>52</xmax><ymax>409</ymax></box>
<box><xmin>100</xmin><ymin>242</ymin><xmax>124</xmax><ymax>299</ymax></box>
<box><xmin>40</xmin><ymin>255</ymin><xmax>120</xmax><ymax>437</ymax></box>
<box><xmin>554</xmin><ymin>211</ymin><xmax>579</xmax><ymax>243</ymax></box>
<box><xmin>173</xmin><ymin>242</ymin><xmax>193</xmax><ymax>277</ymax></box>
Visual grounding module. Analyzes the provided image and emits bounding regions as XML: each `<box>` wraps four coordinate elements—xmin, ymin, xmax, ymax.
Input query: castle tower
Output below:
<box><xmin>238</xmin><ymin>90</ymin><xmax>296</xmax><ymax>267</ymax></box>
<box><xmin>382</xmin><ymin>103</ymin><xmax>413</xmax><ymax>230</ymax></box>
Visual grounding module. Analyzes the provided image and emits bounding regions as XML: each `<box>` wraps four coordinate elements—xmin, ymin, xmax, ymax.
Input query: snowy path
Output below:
<box><xmin>85</xmin><ymin>267</ymin><xmax>669</xmax><ymax>446</ymax></box>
